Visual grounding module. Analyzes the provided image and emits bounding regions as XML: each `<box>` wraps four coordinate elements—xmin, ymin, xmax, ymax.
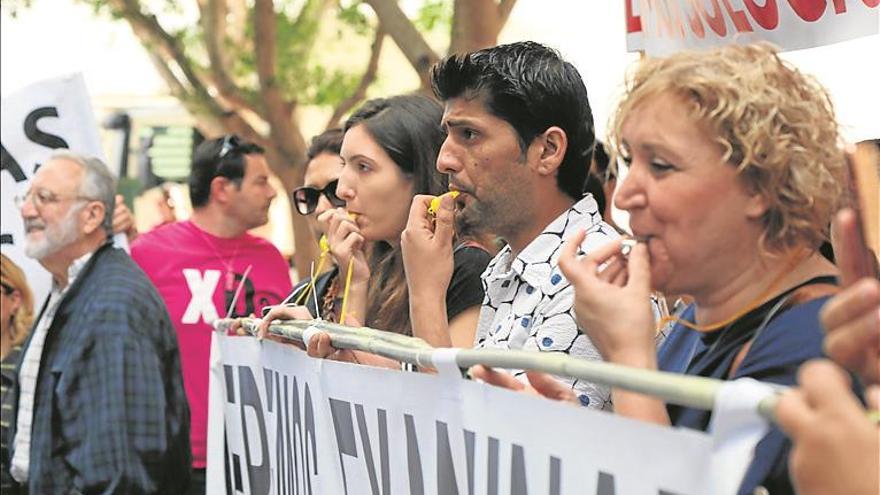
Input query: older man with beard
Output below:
<box><xmin>8</xmin><ymin>151</ymin><xmax>191</xmax><ymax>494</ymax></box>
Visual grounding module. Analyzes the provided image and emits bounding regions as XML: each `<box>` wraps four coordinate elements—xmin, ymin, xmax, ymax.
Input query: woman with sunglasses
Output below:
<box><xmin>1</xmin><ymin>254</ymin><xmax>35</xmax><ymax>492</ymax></box>
<box><xmin>288</xmin><ymin>128</ymin><xmax>346</xmax><ymax>318</ymax></box>
<box><xmin>263</xmin><ymin>95</ymin><xmax>491</xmax><ymax>363</ymax></box>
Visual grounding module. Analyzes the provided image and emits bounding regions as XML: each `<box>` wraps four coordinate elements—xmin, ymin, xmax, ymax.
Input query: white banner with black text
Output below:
<box><xmin>206</xmin><ymin>334</ymin><xmax>769</xmax><ymax>495</ymax></box>
<box><xmin>0</xmin><ymin>73</ymin><xmax>109</xmax><ymax>302</ymax></box>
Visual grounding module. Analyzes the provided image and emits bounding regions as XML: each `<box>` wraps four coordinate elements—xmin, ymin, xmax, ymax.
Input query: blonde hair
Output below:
<box><xmin>1</xmin><ymin>253</ymin><xmax>35</xmax><ymax>346</ymax></box>
<box><xmin>609</xmin><ymin>43</ymin><xmax>845</xmax><ymax>252</ymax></box>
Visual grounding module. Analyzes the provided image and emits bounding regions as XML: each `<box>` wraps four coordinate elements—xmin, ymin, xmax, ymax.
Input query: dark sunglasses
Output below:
<box><xmin>217</xmin><ymin>134</ymin><xmax>245</xmax><ymax>159</ymax></box>
<box><xmin>292</xmin><ymin>180</ymin><xmax>345</xmax><ymax>215</ymax></box>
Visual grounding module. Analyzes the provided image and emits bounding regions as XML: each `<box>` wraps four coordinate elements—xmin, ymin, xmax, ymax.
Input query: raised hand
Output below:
<box><xmin>557</xmin><ymin>232</ymin><xmax>656</xmax><ymax>367</ymax></box>
<box><xmin>112</xmin><ymin>194</ymin><xmax>138</xmax><ymax>242</ymax></box>
<box><xmin>823</xmin><ymin>208</ymin><xmax>880</xmax><ymax>384</ymax></box>
<box><xmin>776</xmin><ymin>360</ymin><xmax>879</xmax><ymax>495</ymax></box>
<box><xmin>401</xmin><ymin>194</ymin><xmax>455</xmax><ymax>296</ymax></box>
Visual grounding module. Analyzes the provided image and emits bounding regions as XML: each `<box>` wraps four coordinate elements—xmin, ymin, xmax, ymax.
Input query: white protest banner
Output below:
<box><xmin>207</xmin><ymin>333</ymin><xmax>763</xmax><ymax>495</ymax></box>
<box><xmin>1</xmin><ymin>73</ymin><xmax>111</xmax><ymax>303</ymax></box>
<box><xmin>625</xmin><ymin>0</ymin><xmax>879</xmax><ymax>56</ymax></box>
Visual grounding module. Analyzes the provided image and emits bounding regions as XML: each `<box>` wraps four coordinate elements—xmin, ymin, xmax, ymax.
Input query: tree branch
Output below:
<box><xmin>198</xmin><ymin>0</ymin><xmax>263</xmax><ymax>117</ymax></box>
<box><xmin>363</xmin><ymin>0</ymin><xmax>439</xmax><ymax>89</ymax></box>
<box><xmin>326</xmin><ymin>25</ymin><xmax>386</xmax><ymax>130</ymax></box>
<box><xmin>449</xmin><ymin>0</ymin><xmax>514</xmax><ymax>55</ymax></box>
<box><xmin>289</xmin><ymin>0</ymin><xmax>334</xmax><ymax>66</ymax></box>
<box><xmin>107</xmin><ymin>0</ymin><xmax>214</xmax><ymax>106</ymax></box>
<box><xmin>144</xmin><ymin>51</ymin><xmax>193</xmax><ymax>106</ymax></box>
<box><xmin>227</xmin><ymin>0</ymin><xmax>248</xmax><ymax>45</ymax></box>
<box><xmin>498</xmin><ymin>0</ymin><xmax>518</xmax><ymax>25</ymax></box>
<box><xmin>144</xmin><ymin>50</ymin><xmax>265</xmax><ymax>148</ymax></box>
<box><xmin>253</xmin><ymin>0</ymin><xmax>306</xmax><ymax>161</ymax></box>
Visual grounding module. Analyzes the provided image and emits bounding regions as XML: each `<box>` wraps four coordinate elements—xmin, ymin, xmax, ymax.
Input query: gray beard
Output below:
<box><xmin>24</xmin><ymin>206</ymin><xmax>83</xmax><ymax>260</ymax></box>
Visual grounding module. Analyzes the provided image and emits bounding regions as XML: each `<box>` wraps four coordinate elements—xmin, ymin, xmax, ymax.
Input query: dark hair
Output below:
<box><xmin>343</xmin><ymin>95</ymin><xmax>447</xmax><ymax>335</ymax></box>
<box><xmin>584</xmin><ymin>141</ymin><xmax>612</xmax><ymax>213</ymax></box>
<box><xmin>306</xmin><ymin>128</ymin><xmax>344</xmax><ymax>161</ymax></box>
<box><xmin>431</xmin><ymin>41</ymin><xmax>595</xmax><ymax>200</ymax></box>
<box><xmin>344</xmin><ymin>95</ymin><xmax>447</xmax><ymax>198</ymax></box>
<box><xmin>189</xmin><ymin>135</ymin><xmax>264</xmax><ymax>208</ymax></box>
<box><xmin>592</xmin><ymin>140</ymin><xmax>611</xmax><ymax>179</ymax></box>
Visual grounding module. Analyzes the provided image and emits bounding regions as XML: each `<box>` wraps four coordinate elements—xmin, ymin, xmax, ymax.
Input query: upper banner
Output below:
<box><xmin>207</xmin><ymin>333</ymin><xmax>764</xmax><ymax>495</ymax></box>
<box><xmin>625</xmin><ymin>0</ymin><xmax>880</xmax><ymax>55</ymax></box>
<box><xmin>0</xmin><ymin>73</ymin><xmax>107</xmax><ymax>302</ymax></box>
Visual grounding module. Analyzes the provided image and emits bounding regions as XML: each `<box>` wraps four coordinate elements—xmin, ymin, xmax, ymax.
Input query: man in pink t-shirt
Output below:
<box><xmin>132</xmin><ymin>135</ymin><xmax>292</xmax><ymax>493</ymax></box>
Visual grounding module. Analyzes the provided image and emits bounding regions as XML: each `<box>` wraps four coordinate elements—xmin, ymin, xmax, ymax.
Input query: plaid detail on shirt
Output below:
<box><xmin>11</xmin><ymin>252</ymin><xmax>89</xmax><ymax>483</ymax></box>
<box><xmin>1</xmin><ymin>344</ymin><xmax>22</xmax><ymax>490</ymax></box>
<box><xmin>7</xmin><ymin>244</ymin><xmax>191</xmax><ymax>494</ymax></box>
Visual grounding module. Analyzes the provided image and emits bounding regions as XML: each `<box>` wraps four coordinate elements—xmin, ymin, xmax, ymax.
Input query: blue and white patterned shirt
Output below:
<box><xmin>474</xmin><ymin>195</ymin><xmax>619</xmax><ymax>410</ymax></box>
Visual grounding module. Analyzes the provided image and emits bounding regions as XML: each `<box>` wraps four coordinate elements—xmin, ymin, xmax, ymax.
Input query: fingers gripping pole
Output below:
<box><xmin>301</xmin><ymin>325</ymin><xmax>322</xmax><ymax>349</ymax></box>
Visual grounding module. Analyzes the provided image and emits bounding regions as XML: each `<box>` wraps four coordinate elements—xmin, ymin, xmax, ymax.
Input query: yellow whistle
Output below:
<box><xmin>319</xmin><ymin>234</ymin><xmax>330</xmax><ymax>254</ymax></box>
<box><xmin>428</xmin><ymin>191</ymin><xmax>460</xmax><ymax>216</ymax></box>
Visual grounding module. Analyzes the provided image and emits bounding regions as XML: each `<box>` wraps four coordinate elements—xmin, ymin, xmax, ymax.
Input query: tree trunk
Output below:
<box><xmin>363</xmin><ymin>0</ymin><xmax>439</xmax><ymax>89</ymax></box>
<box><xmin>264</xmin><ymin>149</ymin><xmax>317</xmax><ymax>282</ymax></box>
<box><xmin>449</xmin><ymin>0</ymin><xmax>516</xmax><ymax>55</ymax></box>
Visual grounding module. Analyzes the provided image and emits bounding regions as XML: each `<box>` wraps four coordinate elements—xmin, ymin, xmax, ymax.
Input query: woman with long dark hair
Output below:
<box><xmin>263</xmin><ymin>95</ymin><xmax>491</xmax><ymax>361</ymax></box>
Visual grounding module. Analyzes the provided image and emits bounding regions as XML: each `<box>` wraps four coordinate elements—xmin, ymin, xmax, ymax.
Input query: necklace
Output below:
<box><xmin>191</xmin><ymin>222</ymin><xmax>243</xmax><ymax>292</ymax></box>
<box><xmin>656</xmin><ymin>255</ymin><xmax>802</xmax><ymax>333</ymax></box>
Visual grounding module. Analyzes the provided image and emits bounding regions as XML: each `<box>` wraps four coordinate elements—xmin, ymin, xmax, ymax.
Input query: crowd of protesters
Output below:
<box><xmin>0</xmin><ymin>40</ymin><xmax>877</xmax><ymax>494</ymax></box>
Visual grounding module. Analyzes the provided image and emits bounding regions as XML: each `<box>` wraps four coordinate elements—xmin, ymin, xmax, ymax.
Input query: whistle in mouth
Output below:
<box><xmin>428</xmin><ymin>191</ymin><xmax>461</xmax><ymax>216</ymax></box>
<box><xmin>620</xmin><ymin>237</ymin><xmax>649</xmax><ymax>258</ymax></box>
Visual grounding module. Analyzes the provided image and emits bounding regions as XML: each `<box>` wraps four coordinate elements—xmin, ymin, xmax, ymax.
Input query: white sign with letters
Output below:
<box><xmin>1</xmin><ymin>73</ymin><xmax>108</xmax><ymax>303</ymax></box>
<box><xmin>625</xmin><ymin>0</ymin><xmax>879</xmax><ymax>55</ymax></box>
<box><xmin>207</xmin><ymin>334</ymin><xmax>763</xmax><ymax>495</ymax></box>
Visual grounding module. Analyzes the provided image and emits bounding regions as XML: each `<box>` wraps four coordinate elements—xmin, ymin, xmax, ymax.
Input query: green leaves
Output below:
<box><xmin>337</xmin><ymin>0</ymin><xmax>370</xmax><ymax>36</ymax></box>
<box><xmin>414</xmin><ymin>0</ymin><xmax>451</xmax><ymax>33</ymax></box>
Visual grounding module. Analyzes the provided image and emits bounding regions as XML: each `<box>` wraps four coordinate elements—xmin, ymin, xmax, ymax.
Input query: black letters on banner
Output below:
<box><xmin>23</xmin><ymin>106</ymin><xmax>69</xmax><ymax>155</ymax></box>
<box><xmin>227</xmin><ymin>365</ymin><xmax>318</xmax><ymax>495</ymax></box>
<box><xmin>2</xmin><ymin>106</ymin><xmax>71</xmax><ymax>247</ymax></box>
<box><xmin>226</xmin><ymin>368</ymin><xmax>685</xmax><ymax>494</ymax></box>
<box><xmin>238</xmin><ymin>366</ymin><xmax>271</xmax><ymax>495</ymax></box>
<box><xmin>1</xmin><ymin>143</ymin><xmax>27</xmax><ymax>182</ymax></box>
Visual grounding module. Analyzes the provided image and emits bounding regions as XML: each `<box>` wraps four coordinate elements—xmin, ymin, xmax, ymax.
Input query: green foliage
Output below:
<box><xmin>11</xmin><ymin>0</ymin><xmax>454</xmax><ymax>115</ymax></box>
<box><xmin>308</xmin><ymin>66</ymin><xmax>361</xmax><ymax>106</ymax></box>
<box><xmin>414</xmin><ymin>0</ymin><xmax>451</xmax><ymax>33</ymax></box>
<box><xmin>337</xmin><ymin>1</ymin><xmax>370</xmax><ymax>36</ymax></box>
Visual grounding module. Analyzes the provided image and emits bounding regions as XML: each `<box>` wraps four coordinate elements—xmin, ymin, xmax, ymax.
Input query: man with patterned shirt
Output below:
<box><xmin>402</xmin><ymin>42</ymin><xmax>619</xmax><ymax>409</ymax></box>
<box><xmin>8</xmin><ymin>151</ymin><xmax>191</xmax><ymax>493</ymax></box>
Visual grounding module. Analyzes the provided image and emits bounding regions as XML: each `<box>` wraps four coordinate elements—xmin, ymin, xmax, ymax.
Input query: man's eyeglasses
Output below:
<box><xmin>292</xmin><ymin>180</ymin><xmax>345</xmax><ymax>215</ymax></box>
<box><xmin>13</xmin><ymin>188</ymin><xmax>96</xmax><ymax>210</ymax></box>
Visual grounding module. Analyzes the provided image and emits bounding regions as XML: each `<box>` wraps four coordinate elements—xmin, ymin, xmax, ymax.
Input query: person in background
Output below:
<box><xmin>260</xmin><ymin>95</ymin><xmax>491</xmax><ymax>362</ymax></box>
<box><xmin>9</xmin><ymin>151</ymin><xmax>190</xmax><ymax>493</ymax></box>
<box><xmin>112</xmin><ymin>194</ymin><xmax>139</xmax><ymax>242</ymax></box>
<box><xmin>775</xmin><ymin>207</ymin><xmax>879</xmax><ymax>495</ymax></box>
<box><xmin>0</xmin><ymin>254</ymin><xmax>34</xmax><ymax>492</ymax></box>
<box><xmin>584</xmin><ymin>141</ymin><xmax>621</xmax><ymax>232</ymax></box>
<box><xmin>131</xmin><ymin>135</ymin><xmax>292</xmax><ymax>494</ymax></box>
<box><xmin>287</xmin><ymin>128</ymin><xmax>345</xmax><ymax>317</ymax></box>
